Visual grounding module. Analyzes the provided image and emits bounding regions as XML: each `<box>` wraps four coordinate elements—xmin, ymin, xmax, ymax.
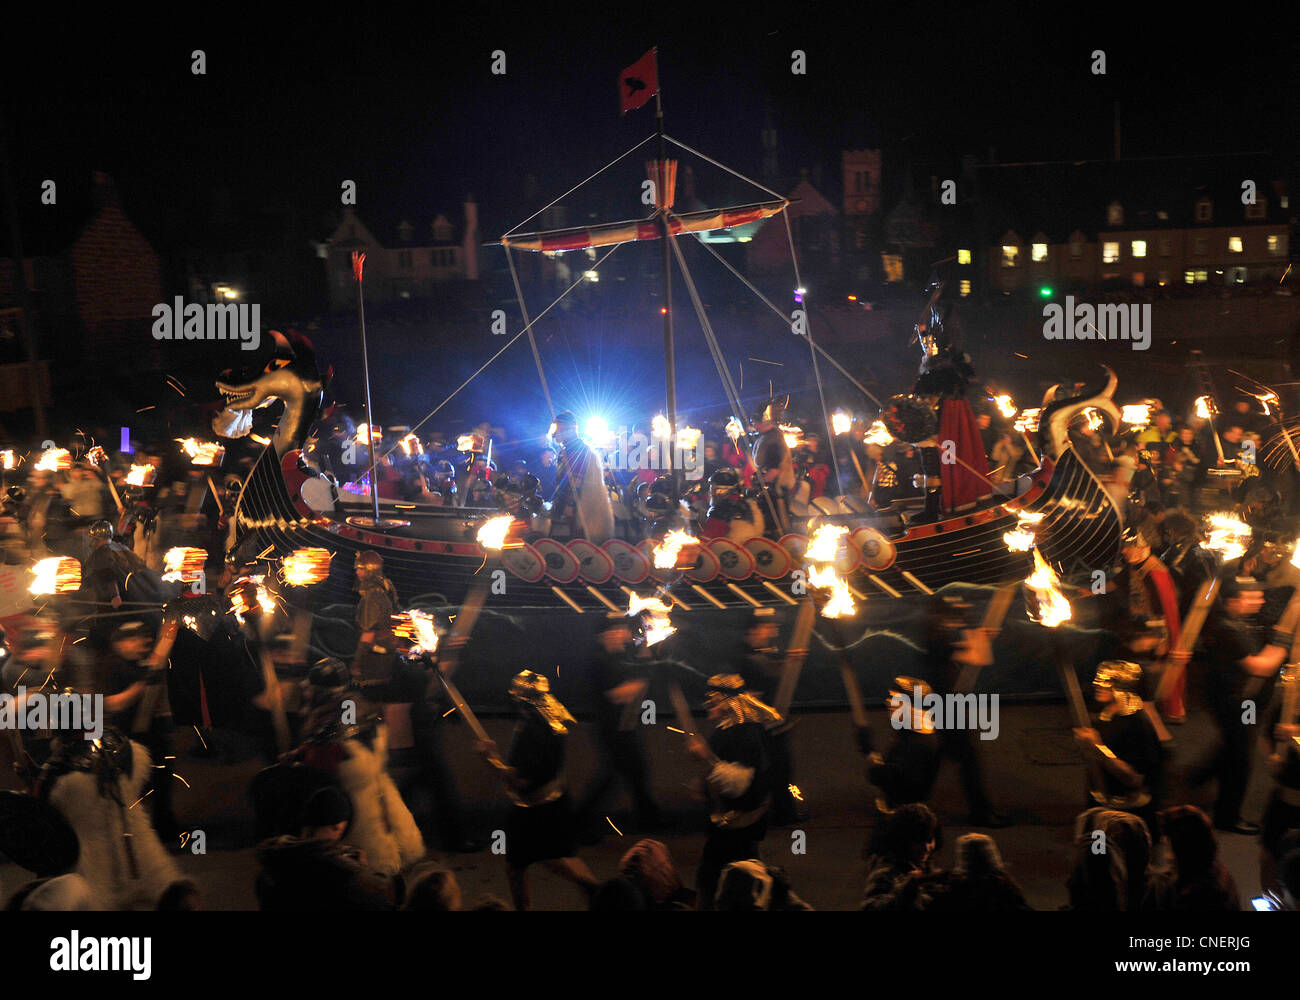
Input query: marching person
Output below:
<box><xmin>476</xmin><ymin>670</ymin><xmax>597</xmax><ymax>911</ymax></box>
<box><xmin>1108</xmin><ymin>525</ymin><xmax>1185</xmax><ymax>721</ymax></box>
<box><xmin>751</xmin><ymin>397</ymin><xmax>794</xmax><ymax>535</ymax></box>
<box><xmin>861</xmin><ymin>675</ymin><xmax>943</xmax><ymax>815</ymax></box>
<box><xmin>575</xmin><ymin>615</ymin><xmax>669</xmax><ymax>839</ymax></box>
<box><xmin>686</xmin><ymin>673</ymin><xmax>780</xmax><ymax>909</ymax></box>
<box><xmin>549</xmin><ymin>410</ymin><xmax>614</xmax><ymax>544</ymax></box>
<box><xmin>1072</xmin><ymin>660</ymin><xmax>1165</xmax><ymax>837</ymax></box>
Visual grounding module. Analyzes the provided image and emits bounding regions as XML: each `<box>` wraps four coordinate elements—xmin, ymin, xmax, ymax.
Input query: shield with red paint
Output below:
<box><xmin>683</xmin><ymin>542</ymin><xmax>721</xmax><ymax>582</ymax></box>
<box><xmin>707</xmin><ymin>538</ymin><xmax>756</xmax><ymax>580</ymax></box>
<box><xmin>500</xmin><ymin>543</ymin><xmax>546</xmax><ymax>583</ymax></box>
<box><xmin>533</xmin><ymin>538</ymin><xmax>581</xmax><ymax>584</ymax></box>
<box><xmin>744</xmin><ymin>537</ymin><xmax>792</xmax><ymax>579</ymax></box>
<box><xmin>604</xmin><ymin>538</ymin><xmax>650</xmax><ymax>584</ymax></box>
<box><xmin>850</xmin><ymin>526</ymin><xmax>897</xmax><ymax>571</ymax></box>
<box><xmin>568</xmin><ymin>539</ymin><xmax>615</xmax><ymax>584</ymax></box>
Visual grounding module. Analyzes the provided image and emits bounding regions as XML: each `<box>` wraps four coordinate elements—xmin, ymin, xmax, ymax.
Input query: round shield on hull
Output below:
<box><xmin>500</xmin><ymin>543</ymin><xmax>546</xmax><ymax>583</ymax></box>
<box><xmin>603</xmin><ymin>538</ymin><xmax>651</xmax><ymax>585</ymax></box>
<box><xmin>779</xmin><ymin>533</ymin><xmax>809</xmax><ymax>562</ymax></box>
<box><xmin>744</xmin><ymin>537</ymin><xmax>793</xmax><ymax>579</ymax></box>
<box><xmin>568</xmin><ymin>539</ymin><xmax>615</xmax><ymax>584</ymax></box>
<box><xmin>850</xmin><ymin>526</ymin><xmax>897</xmax><ymax>571</ymax></box>
<box><xmin>707</xmin><ymin>538</ymin><xmax>757</xmax><ymax>580</ymax></box>
<box><xmin>532</xmin><ymin>538</ymin><xmax>581</xmax><ymax>584</ymax></box>
<box><xmin>684</xmin><ymin>542</ymin><xmax>721</xmax><ymax>582</ymax></box>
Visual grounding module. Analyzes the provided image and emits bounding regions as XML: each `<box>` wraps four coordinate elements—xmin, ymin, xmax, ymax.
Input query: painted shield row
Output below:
<box><xmin>499</xmin><ymin>528</ymin><xmax>897</xmax><ymax>585</ymax></box>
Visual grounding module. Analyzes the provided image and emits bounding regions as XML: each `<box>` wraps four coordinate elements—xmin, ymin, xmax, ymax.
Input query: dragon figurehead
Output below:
<box><xmin>213</xmin><ymin>330</ymin><xmax>327</xmax><ymax>458</ymax></box>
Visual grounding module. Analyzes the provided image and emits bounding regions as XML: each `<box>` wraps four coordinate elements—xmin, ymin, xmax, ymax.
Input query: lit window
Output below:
<box><xmin>1281</xmin><ymin>195</ymin><xmax>1289</xmax><ymax>209</ymax></box>
<box><xmin>1107</xmin><ymin>202</ymin><xmax>1123</xmax><ymax>226</ymax></box>
<box><xmin>1193</xmin><ymin>238</ymin><xmax>1206</xmax><ymax>255</ymax></box>
<box><xmin>1159</xmin><ymin>238</ymin><xmax>1171</xmax><ymax>256</ymax></box>
<box><xmin>1196</xmin><ymin>270</ymin><xmax>1208</xmax><ymax>283</ymax></box>
<box><xmin>882</xmin><ymin>254</ymin><xmax>904</xmax><ymax>282</ymax></box>
<box><xmin>1184</xmin><ymin>271</ymin><xmax>1196</xmax><ymax>285</ymax></box>
<box><xmin>1195</xmin><ymin>199</ymin><xmax>1212</xmax><ymax>222</ymax></box>
<box><xmin>1131</xmin><ymin>240</ymin><xmax>1147</xmax><ymax>258</ymax></box>
<box><xmin>1156</xmin><ymin>210</ymin><xmax>1169</xmax><ymax>221</ymax></box>
<box><xmin>1031</xmin><ymin>243</ymin><xmax>1048</xmax><ymax>262</ymax></box>
<box><xmin>1229</xmin><ymin>267</ymin><xmax>1246</xmax><ymax>284</ymax></box>
<box><xmin>1268</xmin><ymin>234</ymin><xmax>1286</xmax><ymax>256</ymax></box>
<box><xmin>959</xmin><ymin>279</ymin><xmax>971</xmax><ymax>296</ymax></box>
<box><xmin>1102</xmin><ymin>242</ymin><xmax>1120</xmax><ymax>263</ymax></box>
<box><xmin>957</xmin><ymin>249</ymin><xmax>971</xmax><ymax>265</ymax></box>
<box><xmin>1228</xmin><ymin>236</ymin><xmax>1243</xmax><ymax>254</ymax></box>
<box><xmin>1000</xmin><ymin>245</ymin><xmax>1020</xmax><ymax>268</ymax></box>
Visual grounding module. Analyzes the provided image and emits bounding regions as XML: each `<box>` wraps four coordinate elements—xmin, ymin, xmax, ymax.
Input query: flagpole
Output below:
<box><xmin>653</xmin><ymin>47</ymin><xmax>680</xmax><ymax>504</ymax></box>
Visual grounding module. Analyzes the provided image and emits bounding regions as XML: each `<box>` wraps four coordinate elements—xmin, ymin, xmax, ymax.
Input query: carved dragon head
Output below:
<box><xmin>213</xmin><ymin>330</ymin><xmax>326</xmax><ymax>458</ymax></box>
<box><xmin>1040</xmin><ymin>365</ymin><xmax>1120</xmax><ymax>458</ymax></box>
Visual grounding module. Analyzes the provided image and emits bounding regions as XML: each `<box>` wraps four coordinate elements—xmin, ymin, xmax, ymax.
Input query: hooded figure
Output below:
<box><xmin>549</xmin><ymin>411</ymin><xmax>615</xmax><ymax>544</ymax></box>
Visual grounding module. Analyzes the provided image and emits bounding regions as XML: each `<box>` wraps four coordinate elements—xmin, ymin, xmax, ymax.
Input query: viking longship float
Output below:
<box><xmin>214</xmin><ymin>79</ymin><xmax>1125</xmax><ymax>615</ymax></box>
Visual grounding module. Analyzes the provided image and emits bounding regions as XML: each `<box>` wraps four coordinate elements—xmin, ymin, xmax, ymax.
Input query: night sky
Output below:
<box><xmin>5</xmin><ymin>5</ymin><xmax>1295</xmax><ymax>246</ymax></box>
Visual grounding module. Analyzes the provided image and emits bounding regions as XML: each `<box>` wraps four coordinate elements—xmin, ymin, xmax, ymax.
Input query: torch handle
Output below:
<box><xmin>773</xmin><ymin>597</ymin><xmax>817</xmax><ymax>717</ymax></box>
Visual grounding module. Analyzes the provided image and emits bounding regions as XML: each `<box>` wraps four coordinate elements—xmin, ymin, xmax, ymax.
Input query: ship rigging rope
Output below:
<box><xmin>504</xmin><ymin>246</ymin><xmax>555</xmax><ymax>417</ymax></box>
<box><xmin>662</xmin><ymin>134</ymin><xmax>788</xmax><ymax>205</ymax></box>
<box><xmin>373</xmin><ymin>242</ymin><xmax>623</xmax><ymax>466</ymax></box>
<box><xmin>687</xmin><ymin>234</ymin><xmax>883</xmax><ymax>409</ymax></box>
<box><xmin>502</xmin><ymin>134</ymin><xmax>656</xmax><ymax>240</ymax></box>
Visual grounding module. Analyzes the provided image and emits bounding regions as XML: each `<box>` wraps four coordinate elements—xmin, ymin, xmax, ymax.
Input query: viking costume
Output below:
<box><xmin>1262</xmin><ymin>691</ymin><xmax>1300</xmax><ymax>871</ymax></box>
<box><xmin>1084</xmin><ymin>661</ymin><xmax>1163</xmax><ymax>835</ymax></box>
<box><xmin>35</xmin><ymin>728</ymin><xmax>191</xmax><ymax>910</ymax></box>
<box><xmin>694</xmin><ymin>674</ymin><xmax>779</xmax><ymax>910</ymax></box>
<box><xmin>1111</xmin><ymin>527</ymin><xmax>1184</xmax><ymax>718</ymax></box>
<box><xmin>502</xmin><ymin>671</ymin><xmax>581</xmax><ymax>869</ymax></box>
<box><xmin>863</xmin><ymin>676</ymin><xmax>942</xmax><ymax>813</ymax></box>
<box><xmin>730</xmin><ymin>609</ymin><xmax>801</xmax><ymax>826</ymax></box>
<box><xmin>550</xmin><ymin>411</ymin><xmax>615</xmax><ymax>544</ymax></box>
<box><xmin>751</xmin><ymin>398</ymin><xmax>794</xmax><ymax>535</ymax></box>
<box><xmin>351</xmin><ymin>551</ymin><xmax>400</xmax><ymax>700</ymax></box>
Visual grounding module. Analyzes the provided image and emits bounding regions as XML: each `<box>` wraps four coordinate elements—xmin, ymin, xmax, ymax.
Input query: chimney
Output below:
<box><xmin>462</xmin><ymin>195</ymin><xmax>479</xmax><ymax>281</ymax></box>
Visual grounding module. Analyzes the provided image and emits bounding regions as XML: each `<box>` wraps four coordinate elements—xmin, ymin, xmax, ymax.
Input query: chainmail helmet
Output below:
<box><xmin>89</xmin><ymin>520</ymin><xmax>114</xmax><ymax>543</ymax></box>
<box><xmin>509</xmin><ymin>670</ymin><xmax>576</xmax><ymax>734</ymax></box>
<box><xmin>704</xmin><ymin>674</ymin><xmax>783</xmax><ymax>729</ymax></box>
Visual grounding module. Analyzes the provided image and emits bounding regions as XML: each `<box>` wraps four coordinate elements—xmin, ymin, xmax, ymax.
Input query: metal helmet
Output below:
<box><xmin>355</xmin><ymin>550</ymin><xmax>383</xmax><ymax>578</ymax></box>
<box><xmin>519</xmin><ymin>472</ymin><xmax>540</xmax><ymax>495</ymax></box>
<box><xmin>1093</xmin><ymin>660</ymin><xmax>1143</xmax><ymax>693</ymax></box>
<box><xmin>708</xmin><ymin>468</ymin><xmax>741</xmax><ymax>496</ymax></box>
<box><xmin>89</xmin><ymin>520</ymin><xmax>114</xmax><ymax>542</ymax></box>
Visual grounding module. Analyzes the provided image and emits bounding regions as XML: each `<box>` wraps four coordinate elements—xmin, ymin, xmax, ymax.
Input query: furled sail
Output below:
<box><xmin>499</xmin><ymin>200</ymin><xmax>787</xmax><ymax>253</ymax></box>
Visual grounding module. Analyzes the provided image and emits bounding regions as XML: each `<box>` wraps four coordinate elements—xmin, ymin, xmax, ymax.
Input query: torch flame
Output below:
<box><xmin>176</xmin><ymin>438</ymin><xmax>225</xmax><ymax>466</ymax></box>
<box><xmin>356</xmin><ymin>424</ymin><xmax>379</xmax><ymax>447</ymax></box>
<box><xmin>676</xmin><ymin>425</ymin><xmax>702</xmax><ymax>450</ymax></box>
<box><xmin>992</xmin><ymin>394</ymin><xmax>1017</xmax><ymax>419</ymax></box>
<box><xmin>809</xmin><ymin>562</ymin><xmax>856</xmax><ymax>618</ymax></box>
<box><xmin>1204</xmin><ymin>512</ymin><xmax>1252</xmax><ymax>562</ymax></box>
<box><xmin>1025</xmin><ymin>548</ymin><xmax>1071</xmax><ymax>628</ymax></box>
<box><xmin>399</xmin><ymin>433</ymin><xmax>423</xmax><ymax>456</ymax></box>
<box><xmin>725</xmin><ymin>417</ymin><xmax>745</xmax><ymax>441</ymax></box>
<box><xmin>832</xmin><ymin>410</ymin><xmax>852</xmax><ymax>435</ymax></box>
<box><xmin>864</xmin><ymin>419</ymin><xmax>894</xmax><ymax>446</ymax></box>
<box><xmin>651</xmin><ymin>414</ymin><xmax>672</xmax><ymax>440</ymax></box>
<box><xmin>627</xmin><ymin>592</ymin><xmax>676</xmax><ymax>646</ymax></box>
<box><xmin>1194</xmin><ymin>396</ymin><xmax>1216</xmax><ymax>420</ymax></box>
<box><xmin>1013</xmin><ymin>408</ymin><xmax>1041</xmax><ymax>434</ymax></box>
<box><xmin>477</xmin><ymin>514</ymin><xmax>514</xmax><ymax>551</ymax></box>
<box><xmin>125</xmin><ymin>464</ymin><xmax>156</xmax><ymax>487</ymax></box>
<box><xmin>1121</xmin><ymin>403</ymin><xmax>1152</xmax><ymax>429</ymax></box>
<box><xmin>29</xmin><ymin>557</ymin><xmax>81</xmax><ymax>595</ymax></box>
<box><xmin>282</xmin><ymin>547</ymin><xmax>333</xmax><ymax>586</ymax></box>
<box><xmin>780</xmin><ymin>424</ymin><xmax>803</xmax><ymax>449</ymax></box>
<box><xmin>2</xmin><ymin>449</ymin><xmax>17</xmax><ymax>470</ymax></box>
<box><xmin>1003</xmin><ymin>510</ymin><xmax>1046</xmax><ymax>552</ymax></box>
<box><xmin>652</xmin><ymin>528</ymin><xmax>694</xmax><ymax>570</ymax></box>
<box><xmin>34</xmin><ymin>448</ymin><xmax>71</xmax><ymax>472</ymax></box>
<box><xmin>807</xmin><ymin>524</ymin><xmax>848</xmax><ymax>564</ymax></box>
<box><xmin>161</xmin><ymin>547</ymin><xmax>207</xmax><ymax>583</ymax></box>
<box><xmin>393</xmin><ymin>608</ymin><xmax>440</xmax><ymax>655</ymax></box>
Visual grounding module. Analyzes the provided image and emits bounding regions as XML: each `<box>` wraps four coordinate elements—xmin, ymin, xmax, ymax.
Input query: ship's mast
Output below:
<box><xmin>653</xmin><ymin>48</ymin><xmax>679</xmax><ymax>502</ymax></box>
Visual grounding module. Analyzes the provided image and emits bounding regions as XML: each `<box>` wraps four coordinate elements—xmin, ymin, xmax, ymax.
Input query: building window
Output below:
<box><xmin>956</xmin><ymin>248</ymin><xmax>971</xmax><ymax>265</ymax></box>
<box><xmin>1195</xmin><ymin>198</ymin><xmax>1212</xmax><ymax>222</ymax></box>
<box><xmin>1245</xmin><ymin>199</ymin><xmax>1266</xmax><ymax>220</ymax></box>
<box><xmin>1158</xmin><ymin>238</ymin><xmax>1171</xmax><ymax>257</ymax></box>
<box><xmin>1102</xmin><ymin>242</ymin><xmax>1120</xmax><ymax>263</ymax></box>
<box><xmin>1282</xmin><ymin>195</ymin><xmax>1290</xmax><ymax>210</ymax></box>
<box><xmin>1000</xmin><ymin>245</ymin><xmax>1020</xmax><ymax>268</ymax></box>
<box><xmin>1193</xmin><ymin>237</ymin><xmax>1206</xmax><ymax>255</ymax></box>
<box><xmin>1184</xmin><ymin>270</ymin><xmax>1196</xmax><ymax>285</ymax></box>
<box><xmin>1131</xmin><ymin>240</ymin><xmax>1147</xmax><ymax>258</ymax></box>
<box><xmin>1156</xmin><ymin>210</ymin><xmax>1169</xmax><ymax>221</ymax></box>
<box><xmin>881</xmin><ymin>254</ymin><xmax>903</xmax><ymax>282</ymax></box>
<box><xmin>1228</xmin><ymin>236</ymin><xmax>1243</xmax><ymax>254</ymax></box>
<box><xmin>1157</xmin><ymin>271</ymin><xmax>1169</xmax><ymax>286</ymax></box>
<box><xmin>1268</xmin><ymin>234</ymin><xmax>1287</xmax><ymax>256</ymax></box>
<box><xmin>1228</xmin><ymin>267</ymin><xmax>1247</xmax><ymax>284</ymax></box>
<box><xmin>1031</xmin><ymin>243</ymin><xmax>1048</xmax><ymax>262</ymax></box>
<box><xmin>1133</xmin><ymin>272</ymin><xmax>1145</xmax><ymax>287</ymax></box>
<box><xmin>1107</xmin><ymin>201</ymin><xmax>1123</xmax><ymax>226</ymax></box>
<box><xmin>959</xmin><ymin>279</ymin><xmax>971</xmax><ymax>296</ymax></box>
<box><xmin>1070</xmin><ymin>240</ymin><xmax>1083</xmax><ymax>260</ymax></box>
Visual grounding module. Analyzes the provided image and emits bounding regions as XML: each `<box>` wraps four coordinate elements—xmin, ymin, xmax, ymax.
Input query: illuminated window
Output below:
<box><xmin>881</xmin><ymin>254</ymin><xmax>904</xmax><ymax>282</ymax></box>
<box><xmin>1131</xmin><ymin>240</ymin><xmax>1147</xmax><ymax>258</ymax></box>
<box><xmin>1193</xmin><ymin>237</ymin><xmax>1206</xmax><ymax>255</ymax></box>
<box><xmin>1196</xmin><ymin>270</ymin><xmax>1208</xmax><ymax>283</ymax></box>
<box><xmin>1158</xmin><ymin>238</ymin><xmax>1171</xmax><ymax>256</ymax></box>
<box><xmin>1031</xmin><ymin>243</ymin><xmax>1048</xmax><ymax>262</ymax></box>
<box><xmin>1183</xmin><ymin>270</ymin><xmax>1209</xmax><ymax>285</ymax></box>
<box><xmin>1195</xmin><ymin>198</ymin><xmax>1212</xmax><ymax>222</ymax></box>
<box><xmin>957</xmin><ymin>248</ymin><xmax>971</xmax><ymax>265</ymax></box>
<box><xmin>1102</xmin><ymin>242</ymin><xmax>1120</xmax><ymax>263</ymax></box>
<box><xmin>1107</xmin><ymin>202</ymin><xmax>1123</xmax><ymax>226</ymax></box>
<box><xmin>1000</xmin><ymin>245</ymin><xmax>1020</xmax><ymax>268</ymax></box>
<box><xmin>1156</xmin><ymin>210</ymin><xmax>1169</xmax><ymax>221</ymax></box>
<box><xmin>1184</xmin><ymin>270</ymin><xmax>1196</xmax><ymax>285</ymax></box>
<box><xmin>1282</xmin><ymin>195</ymin><xmax>1289</xmax><ymax>209</ymax></box>
<box><xmin>1268</xmin><ymin>234</ymin><xmax>1286</xmax><ymax>256</ymax></box>
<box><xmin>959</xmin><ymin>279</ymin><xmax>971</xmax><ymax>296</ymax></box>
<box><xmin>1228</xmin><ymin>236</ymin><xmax>1243</xmax><ymax>254</ymax></box>
<box><xmin>1133</xmin><ymin>273</ymin><xmax>1145</xmax><ymax>287</ymax></box>
<box><xmin>1228</xmin><ymin>267</ymin><xmax>1246</xmax><ymax>284</ymax></box>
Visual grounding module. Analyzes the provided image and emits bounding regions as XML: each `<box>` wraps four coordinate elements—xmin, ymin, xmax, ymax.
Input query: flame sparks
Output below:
<box><xmin>161</xmin><ymin>547</ymin><xmax>207</xmax><ymax>583</ymax></box>
<box><xmin>176</xmin><ymin>438</ymin><xmax>225</xmax><ymax>466</ymax></box>
<box><xmin>832</xmin><ymin>410</ymin><xmax>852</xmax><ymax>435</ymax></box>
<box><xmin>29</xmin><ymin>557</ymin><xmax>81</xmax><ymax>595</ymax></box>
<box><xmin>477</xmin><ymin>514</ymin><xmax>515</xmax><ymax>551</ymax></box>
<box><xmin>1025</xmin><ymin>548</ymin><xmax>1071</xmax><ymax>628</ymax></box>
<box><xmin>1250</xmin><ymin>390</ymin><xmax>1280</xmax><ymax>417</ymax></box>
<box><xmin>1204</xmin><ymin>512</ymin><xmax>1252</xmax><ymax>562</ymax></box>
<box><xmin>34</xmin><ymin>448</ymin><xmax>71</xmax><ymax>472</ymax></box>
<box><xmin>229</xmin><ymin>575</ymin><xmax>277</xmax><ymax>619</ymax></box>
<box><xmin>282</xmin><ymin>547</ymin><xmax>332</xmax><ymax>586</ymax></box>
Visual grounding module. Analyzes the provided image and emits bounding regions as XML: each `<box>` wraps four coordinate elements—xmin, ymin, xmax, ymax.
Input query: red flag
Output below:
<box><xmin>619</xmin><ymin>49</ymin><xmax>658</xmax><ymax>114</ymax></box>
<box><xmin>352</xmin><ymin>251</ymin><xmax>365</xmax><ymax>283</ymax></box>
